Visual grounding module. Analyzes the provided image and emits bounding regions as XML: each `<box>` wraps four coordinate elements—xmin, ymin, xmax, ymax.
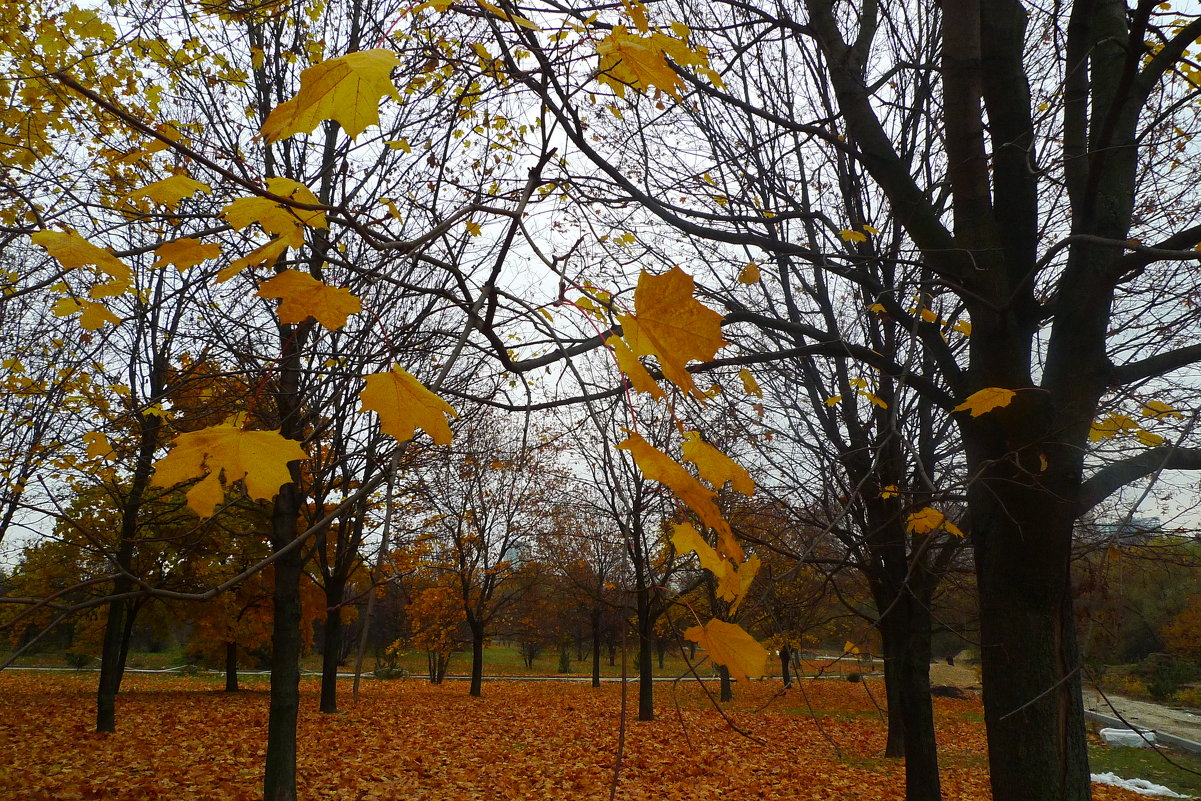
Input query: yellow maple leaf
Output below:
<box><xmin>953</xmin><ymin>319</ymin><xmax>972</xmax><ymax>336</ymax></box>
<box><xmin>617</xmin><ymin>432</ymin><xmax>742</xmax><ymax>560</ymax></box>
<box><xmin>224</xmin><ymin>177</ymin><xmax>327</xmax><ymax>237</ymax></box>
<box><xmin>474</xmin><ymin>0</ymin><xmax>540</xmax><ymax>29</ymax></box>
<box><xmin>606</xmin><ymin>334</ymin><xmax>664</xmax><ymax>399</ymax></box>
<box><xmin>738</xmin><ymin>367</ymin><xmax>762</xmax><ymax>398</ymax></box>
<box><xmin>32</xmin><ymin>230</ymin><xmax>132</xmax><ymax>298</ymax></box>
<box><xmin>1134</xmin><ymin>428</ymin><xmax>1167</xmax><ymax>447</ymax></box>
<box><xmin>684</xmin><ymin>619</ymin><xmax>768</xmax><ymax>682</ymax></box>
<box><xmin>153</xmin><ymin>238</ymin><xmax>222</xmax><ymax>271</ymax></box>
<box><xmin>359</xmin><ymin>366</ymin><xmax>457</xmax><ymax>445</ymax></box>
<box><xmin>906</xmin><ymin>507</ymin><xmax>964</xmax><ymax>537</ymax></box>
<box><xmin>671</xmin><ymin>522</ymin><xmax>728</xmax><ymax>579</ymax></box>
<box><xmin>221</xmin><ymin>178</ymin><xmax>326</xmax><ymax>282</ymax></box>
<box><xmin>729</xmin><ymin>554</ymin><xmax>760</xmax><ymax>616</ymax></box>
<box><xmin>1142</xmin><ymin>400</ymin><xmax>1183</xmax><ymax>419</ymax></box>
<box><xmin>839</xmin><ymin>228</ymin><xmax>867</xmax><ymax>243</ymax></box>
<box><xmin>616</xmin><ymin>267</ymin><xmax>726</xmax><ymax>399</ymax></box>
<box><xmin>843</xmin><ymin>640</ymin><xmax>860</xmax><ymax>655</ymax></box>
<box><xmin>124</xmin><ymin>172</ymin><xmax>211</xmax><ymax>210</ymax></box>
<box><xmin>53</xmin><ymin>297</ymin><xmax>120</xmax><ymax>330</ymax></box>
<box><xmin>738</xmin><ymin>261</ymin><xmax>761</xmax><ymax>284</ymax></box>
<box><xmin>953</xmin><ymin>387</ymin><xmax>1016</xmax><ymax>417</ymax></box>
<box><xmin>595</xmin><ymin>26</ymin><xmax>710</xmax><ymax>98</ymax></box>
<box><xmin>681</xmin><ymin>431</ymin><xmax>754</xmax><ymax>495</ymax></box>
<box><xmin>261</xmin><ymin>49</ymin><xmax>401</xmax><ymax>141</ymax></box>
<box><xmin>83</xmin><ymin>431</ymin><xmax>113</xmax><ymax>460</ymax></box>
<box><xmin>257</xmin><ymin>270</ymin><xmax>362</xmax><ymax>329</ymax></box>
<box><xmin>151</xmin><ymin>425</ymin><xmax>307</xmax><ymax>518</ymax></box>
<box><xmin>1090</xmin><ymin>413</ymin><xmax>1139</xmax><ymax>441</ymax></box>
<box><xmin>880</xmin><ymin>484</ymin><xmax>899</xmax><ymax>499</ymax></box>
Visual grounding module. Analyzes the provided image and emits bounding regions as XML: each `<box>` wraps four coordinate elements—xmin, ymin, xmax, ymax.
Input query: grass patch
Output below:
<box><xmin>1089</xmin><ymin>744</ymin><xmax>1201</xmax><ymax>797</ymax></box>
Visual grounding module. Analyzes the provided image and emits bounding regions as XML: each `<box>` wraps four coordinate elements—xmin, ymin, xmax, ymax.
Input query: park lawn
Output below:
<box><xmin>0</xmin><ymin>672</ymin><xmax>1151</xmax><ymax>801</ymax></box>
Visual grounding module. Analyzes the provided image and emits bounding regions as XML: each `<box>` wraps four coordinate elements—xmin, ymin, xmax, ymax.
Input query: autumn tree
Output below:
<box><xmin>404</xmin><ymin>414</ymin><xmax>559</xmax><ymax>696</ymax></box>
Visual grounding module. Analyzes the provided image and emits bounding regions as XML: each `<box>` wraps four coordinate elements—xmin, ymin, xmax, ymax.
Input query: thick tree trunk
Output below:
<box><xmin>263</xmin><ymin>483</ymin><xmax>304</xmax><ymax>801</ymax></box>
<box><xmin>971</xmin><ymin>476</ymin><xmax>1089</xmax><ymax>801</ymax></box>
<box><xmin>320</xmin><ymin>578</ymin><xmax>345</xmax><ymax>713</ymax></box>
<box><xmin>780</xmin><ymin>644</ymin><xmax>792</xmax><ymax>689</ymax></box>
<box><xmin>469</xmin><ymin>627</ymin><xmax>485</xmax><ymax>697</ymax></box>
<box><xmin>225</xmin><ymin>642</ymin><xmax>239</xmax><ymax>692</ymax></box>
<box><xmin>881</xmin><ymin>595</ymin><xmax>940</xmax><ymax>801</ymax></box>
<box><xmin>879</xmin><ymin>628</ymin><xmax>907</xmax><ymax>759</ymax></box>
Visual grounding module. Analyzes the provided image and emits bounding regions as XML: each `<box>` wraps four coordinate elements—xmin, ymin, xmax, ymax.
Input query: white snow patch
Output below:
<box><xmin>1091</xmin><ymin>772</ymin><xmax>1189</xmax><ymax>798</ymax></box>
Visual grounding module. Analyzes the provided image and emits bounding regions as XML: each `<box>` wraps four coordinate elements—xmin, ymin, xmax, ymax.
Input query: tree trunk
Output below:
<box><xmin>971</xmin><ymin>476</ymin><xmax>1089</xmax><ymax>801</ymax></box>
<box><xmin>879</xmin><ymin>623</ymin><xmax>907</xmax><ymax>759</ymax></box>
<box><xmin>888</xmin><ymin>594</ymin><xmax>940</xmax><ymax>801</ymax></box>
<box><xmin>225</xmin><ymin>642</ymin><xmax>239</xmax><ymax>692</ymax></box>
<box><xmin>656</xmin><ymin>636</ymin><xmax>666</xmax><ymax>670</ymax></box>
<box><xmin>780</xmin><ymin>644</ymin><xmax>792</xmax><ymax>689</ymax></box>
<box><xmin>719</xmin><ymin>665</ymin><xmax>732</xmax><ymax>703</ymax></box>
<box><xmin>469</xmin><ymin>626</ymin><xmax>485</xmax><ymax>697</ymax></box>
<box><xmin>636</xmin><ymin>588</ymin><xmax>654</xmax><ymax>721</ymax></box>
<box><xmin>263</xmin><ymin>482</ymin><xmax>304</xmax><ymax>801</ymax></box>
<box><xmin>591</xmin><ymin>605</ymin><xmax>602</xmax><ymax>688</ymax></box>
<box><xmin>320</xmin><ymin>577</ymin><xmax>345</xmax><ymax>713</ymax></box>
<box><xmin>95</xmin><ymin>592</ymin><xmax>129</xmax><ymax>733</ymax></box>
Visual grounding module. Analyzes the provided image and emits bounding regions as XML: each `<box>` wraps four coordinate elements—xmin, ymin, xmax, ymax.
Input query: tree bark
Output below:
<box><xmin>263</xmin><ymin>483</ymin><xmax>304</xmax><ymax>801</ymax></box>
<box><xmin>636</xmin><ymin>587</ymin><xmax>654</xmax><ymax>721</ymax></box>
<box><xmin>96</xmin><ymin>593</ymin><xmax>129</xmax><ymax>733</ymax></box>
<box><xmin>225</xmin><ymin>641</ymin><xmax>239</xmax><ymax>692</ymax></box>
<box><xmin>320</xmin><ymin>576</ymin><xmax>346</xmax><ymax>713</ymax></box>
<box><xmin>591</xmin><ymin>605</ymin><xmax>602</xmax><ymax>688</ymax></box>
<box><xmin>469</xmin><ymin>624</ymin><xmax>485</xmax><ymax>697</ymax></box>
<box><xmin>719</xmin><ymin>665</ymin><xmax>732</xmax><ymax>703</ymax></box>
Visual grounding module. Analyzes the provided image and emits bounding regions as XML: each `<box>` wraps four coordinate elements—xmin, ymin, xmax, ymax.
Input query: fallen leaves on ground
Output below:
<box><xmin>0</xmin><ymin>673</ymin><xmax>1148</xmax><ymax>801</ymax></box>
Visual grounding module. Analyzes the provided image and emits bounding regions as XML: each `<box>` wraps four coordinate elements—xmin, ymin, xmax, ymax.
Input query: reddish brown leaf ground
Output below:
<box><xmin>0</xmin><ymin>672</ymin><xmax>1144</xmax><ymax>800</ymax></box>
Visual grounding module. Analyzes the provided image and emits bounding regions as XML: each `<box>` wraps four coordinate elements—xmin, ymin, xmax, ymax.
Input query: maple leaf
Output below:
<box><xmin>729</xmin><ymin>554</ymin><xmax>760</xmax><ymax>616</ymax></box>
<box><xmin>953</xmin><ymin>387</ymin><xmax>1016</xmax><ymax>417</ymax></box>
<box><xmin>738</xmin><ymin>262</ymin><xmax>761</xmax><ymax>284</ymax></box>
<box><xmin>1142</xmin><ymin>400</ymin><xmax>1183</xmax><ymax>419</ymax></box>
<box><xmin>595</xmin><ymin>27</ymin><xmax>716</xmax><ymax>99</ymax></box>
<box><xmin>224</xmin><ymin>177</ymin><xmax>327</xmax><ymax>236</ymax></box>
<box><xmin>738</xmin><ymin>368</ymin><xmax>762</xmax><ymax>397</ymax></box>
<box><xmin>151</xmin><ymin>424</ymin><xmax>307</xmax><ymax>517</ymax></box>
<box><xmin>683</xmin><ymin>619</ymin><xmax>768</xmax><ymax>682</ymax></box>
<box><xmin>671</xmin><ymin>522</ymin><xmax>727</xmax><ymax>578</ymax></box>
<box><xmin>906</xmin><ymin>507</ymin><xmax>964</xmax><ymax>537</ymax></box>
<box><xmin>680</xmin><ymin>431</ymin><xmax>754</xmax><ymax>495</ymax></box>
<box><xmin>220</xmin><ymin>178</ymin><xmax>326</xmax><ymax>281</ymax></box>
<box><xmin>32</xmin><ymin>230</ymin><xmax>132</xmax><ymax>298</ymax></box>
<box><xmin>605</xmin><ymin>334</ymin><xmax>664</xmax><ymax>399</ymax></box>
<box><xmin>257</xmin><ymin>270</ymin><xmax>362</xmax><ymax>329</ymax></box>
<box><xmin>124</xmin><ymin>172</ymin><xmax>211</xmax><ymax>210</ymax></box>
<box><xmin>616</xmin><ymin>267</ymin><xmax>726</xmax><ymax>399</ymax></box>
<box><xmin>261</xmin><ymin>49</ymin><xmax>401</xmax><ymax>141</ymax></box>
<box><xmin>616</xmin><ymin>432</ymin><xmax>742</xmax><ymax>561</ymax></box>
<box><xmin>839</xmin><ymin>228</ymin><xmax>867</xmax><ymax>243</ymax></box>
<box><xmin>83</xmin><ymin>431</ymin><xmax>113</xmax><ymax>460</ymax></box>
<box><xmin>153</xmin><ymin>238</ymin><xmax>222</xmax><ymax>271</ymax></box>
<box><xmin>52</xmin><ymin>297</ymin><xmax>120</xmax><ymax>330</ymax></box>
<box><xmin>359</xmin><ymin>366</ymin><xmax>456</xmax><ymax>445</ymax></box>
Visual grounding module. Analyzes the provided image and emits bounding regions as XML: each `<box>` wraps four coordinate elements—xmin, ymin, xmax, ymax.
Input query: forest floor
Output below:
<box><xmin>0</xmin><ymin>671</ymin><xmax>1157</xmax><ymax>801</ymax></box>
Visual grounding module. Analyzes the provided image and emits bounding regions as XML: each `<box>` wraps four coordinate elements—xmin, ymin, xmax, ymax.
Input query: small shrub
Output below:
<box><xmin>373</xmin><ymin>666</ymin><xmax>409</xmax><ymax>680</ymax></box>
<box><xmin>1138</xmin><ymin>653</ymin><xmax>1198</xmax><ymax>700</ymax></box>
<box><xmin>846</xmin><ymin>672</ymin><xmax>861</xmax><ymax>683</ymax></box>
<box><xmin>63</xmin><ymin>651</ymin><xmax>91</xmax><ymax>670</ymax></box>
<box><xmin>1171</xmin><ymin>686</ymin><xmax>1201</xmax><ymax>708</ymax></box>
